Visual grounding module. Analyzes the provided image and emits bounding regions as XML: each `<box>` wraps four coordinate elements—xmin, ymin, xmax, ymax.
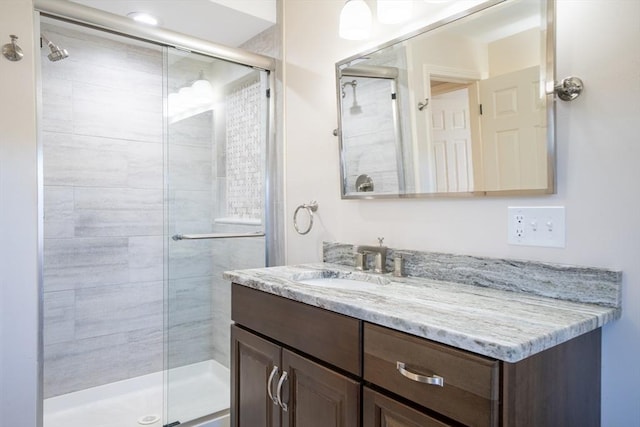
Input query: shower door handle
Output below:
<box><xmin>171</xmin><ymin>231</ymin><xmax>265</xmax><ymax>241</ymax></box>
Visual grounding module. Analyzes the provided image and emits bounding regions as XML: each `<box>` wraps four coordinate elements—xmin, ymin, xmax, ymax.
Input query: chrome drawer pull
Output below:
<box><xmin>276</xmin><ymin>371</ymin><xmax>289</xmax><ymax>411</ymax></box>
<box><xmin>396</xmin><ymin>361</ymin><xmax>444</xmax><ymax>387</ymax></box>
<box><xmin>267</xmin><ymin>365</ymin><xmax>279</xmax><ymax>406</ymax></box>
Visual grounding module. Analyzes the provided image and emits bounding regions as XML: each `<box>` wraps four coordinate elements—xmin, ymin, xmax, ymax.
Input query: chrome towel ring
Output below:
<box><xmin>293</xmin><ymin>201</ymin><xmax>318</xmax><ymax>235</ymax></box>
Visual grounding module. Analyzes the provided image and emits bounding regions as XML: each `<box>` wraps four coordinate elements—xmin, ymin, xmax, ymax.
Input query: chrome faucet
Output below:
<box><xmin>354</xmin><ymin>237</ymin><xmax>387</xmax><ymax>273</ymax></box>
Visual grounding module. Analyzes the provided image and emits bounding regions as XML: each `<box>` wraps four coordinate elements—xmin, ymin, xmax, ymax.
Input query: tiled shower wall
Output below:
<box><xmin>341</xmin><ymin>77</ymin><xmax>401</xmax><ymax>194</ymax></box>
<box><xmin>41</xmin><ymin>22</ymin><xmax>266</xmax><ymax>398</ymax></box>
<box><xmin>41</xmin><ymin>23</ymin><xmax>167</xmax><ymax>398</ymax></box>
<box><xmin>340</xmin><ymin>46</ymin><xmax>410</xmax><ymax>195</ymax></box>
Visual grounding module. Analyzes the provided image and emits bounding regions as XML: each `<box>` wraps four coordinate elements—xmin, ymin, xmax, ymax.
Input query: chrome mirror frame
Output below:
<box><xmin>335</xmin><ymin>0</ymin><xmax>556</xmax><ymax>199</ymax></box>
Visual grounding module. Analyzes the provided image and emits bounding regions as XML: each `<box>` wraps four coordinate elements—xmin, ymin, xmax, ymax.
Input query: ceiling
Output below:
<box><xmin>69</xmin><ymin>0</ymin><xmax>277</xmax><ymax>47</ymax></box>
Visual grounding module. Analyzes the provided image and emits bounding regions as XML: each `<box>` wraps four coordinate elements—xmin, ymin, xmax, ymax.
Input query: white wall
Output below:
<box><xmin>283</xmin><ymin>0</ymin><xmax>640</xmax><ymax>425</ymax></box>
<box><xmin>0</xmin><ymin>1</ymin><xmax>40</xmax><ymax>426</ymax></box>
<box><xmin>1</xmin><ymin>0</ymin><xmax>638</xmax><ymax>425</ymax></box>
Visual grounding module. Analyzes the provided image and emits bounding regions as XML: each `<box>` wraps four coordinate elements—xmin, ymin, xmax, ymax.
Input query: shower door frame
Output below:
<box><xmin>34</xmin><ymin>1</ymin><xmax>279</xmax><ymax>426</ymax></box>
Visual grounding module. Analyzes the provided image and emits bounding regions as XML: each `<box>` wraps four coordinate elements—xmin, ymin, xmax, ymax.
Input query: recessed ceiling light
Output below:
<box><xmin>127</xmin><ymin>12</ymin><xmax>159</xmax><ymax>26</ymax></box>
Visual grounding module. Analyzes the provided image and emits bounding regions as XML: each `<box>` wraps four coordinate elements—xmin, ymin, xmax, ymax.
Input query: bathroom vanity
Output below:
<box><xmin>226</xmin><ymin>245</ymin><xmax>621</xmax><ymax>427</ymax></box>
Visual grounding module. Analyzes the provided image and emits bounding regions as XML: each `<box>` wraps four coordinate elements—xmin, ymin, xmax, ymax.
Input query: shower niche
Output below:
<box><xmin>39</xmin><ymin>15</ymin><xmax>271</xmax><ymax>427</ymax></box>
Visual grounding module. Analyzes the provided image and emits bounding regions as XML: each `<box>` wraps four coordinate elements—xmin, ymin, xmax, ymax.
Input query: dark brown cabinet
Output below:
<box><xmin>231</xmin><ymin>283</ymin><xmax>361</xmax><ymax>427</ymax></box>
<box><xmin>363</xmin><ymin>387</ymin><xmax>452</xmax><ymax>427</ymax></box>
<box><xmin>231</xmin><ymin>283</ymin><xmax>603</xmax><ymax>427</ymax></box>
<box><xmin>231</xmin><ymin>325</ymin><xmax>281</xmax><ymax>427</ymax></box>
<box><xmin>231</xmin><ymin>325</ymin><xmax>359</xmax><ymax>427</ymax></box>
<box><xmin>281</xmin><ymin>349</ymin><xmax>360</xmax><ymax>427</ymax></box>
<box><xmin>364</xmin><ymin>323</ymin><xmax>500</xmax><ymax>427</ymax></box>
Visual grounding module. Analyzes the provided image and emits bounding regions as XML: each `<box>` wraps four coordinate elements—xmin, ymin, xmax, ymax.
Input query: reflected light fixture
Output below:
<box><xmin>127</xmin><ymin>12</ymin><xmax>159</xmax><ymax>26</ymax></box>
<box><xmin>168</xmin><ymin>71</ymin><xmax>214</xmax><ymax>119</ymax></box>
<box><xmin>377</xmin><ymin>0</ymin><xmax>413</xmax><ymax>24</ymax></box>
<box><xmin>339</xmin><ymin>0</ymin><xmax>372</xmax><ymax>40</ymax></box>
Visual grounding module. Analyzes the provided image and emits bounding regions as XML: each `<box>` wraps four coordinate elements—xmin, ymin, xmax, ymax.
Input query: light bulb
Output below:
<box><xmin>191</xmin><ymin>79</ymin><xmax>213</xmax><ymax>101</ymax></box>
<box><xmin>178</xmin><ymin>86</ymin><xmax>194</xmax><ymax>101</ymax></box>
<box><xmin>339</xmin><ymin>0</ymin><xmax>372</xmax><ymax>40</ymax></box>
<box><xmin>377</xmin><ymin>0</ymin><xmax>413</xmax><ymax>24</ymax></box>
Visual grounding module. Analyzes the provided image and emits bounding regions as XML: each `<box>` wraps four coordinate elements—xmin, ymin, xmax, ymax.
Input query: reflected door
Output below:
<box><xmin>479</xmin><ymin>66</ymin><xmax>547</xmax><ymax>191</ymax></box>
<box><xmin>165</xmin><ymin>47</ymin><xmax>269</xmax><ymax>425</ymax></box>
<box><xmin>429</xmin><ymin>86</ymin><xmax>475</xmax><ymax>192</ymax></box>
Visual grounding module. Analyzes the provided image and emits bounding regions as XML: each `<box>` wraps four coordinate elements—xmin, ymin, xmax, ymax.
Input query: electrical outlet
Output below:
<box><xmin>508</xmin><ymin>207</ymin><xmax>566</xmax><ymax>248</ymax></box>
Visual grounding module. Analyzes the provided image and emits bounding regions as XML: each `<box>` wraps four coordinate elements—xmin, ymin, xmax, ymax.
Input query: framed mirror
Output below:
<box><xmin>336</xmin><ymin>0</ymin><xmax>555</xmax><ymax>199</ymax></box>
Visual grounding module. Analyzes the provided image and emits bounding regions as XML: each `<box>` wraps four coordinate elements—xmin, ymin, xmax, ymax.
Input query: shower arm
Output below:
<box><xmin>341</xmin><ymin>80</ymin><xmax>357</xmax><ymax>98</ymax></box>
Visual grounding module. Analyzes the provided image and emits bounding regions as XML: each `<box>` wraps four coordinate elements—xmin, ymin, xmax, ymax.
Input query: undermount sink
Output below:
<box><xmin>297</xmin><ymin>277</ymin><xmax>382</xmax><ymax>290</ymax></box>
<box><xmin>292</xmin><ymin>269</ymin><xmax>390</xmax><ymax>290</ymax></box>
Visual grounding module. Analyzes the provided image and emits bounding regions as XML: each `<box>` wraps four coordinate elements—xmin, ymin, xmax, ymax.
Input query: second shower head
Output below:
<box><xmin>41</xmin><ymin>34</ymin><xmax>69</xmax><ymax>62</ymax></box>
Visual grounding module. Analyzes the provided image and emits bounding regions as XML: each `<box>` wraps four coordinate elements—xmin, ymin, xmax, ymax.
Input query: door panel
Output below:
<box><xmin>231</xmin><ymin>325</ymin><xmax>281</xmax><ymax>427</ymax></box>
<box><xmin>282</xmin><ymin>350</ymin><xmax>360</xmax><ymax>427</ymax></box>
<box><xmin>479</xmin><ymin>66</ymin><xmax>547</xmax><ymax>191</ymax></box>
<box><xmin>363</xmin><ymin>387</ymin><xmax>452</xmax><ymax>427</ymax></box>
<box><xmin>166</xmin><ymin>46</ymin><xmax>269</xmax><ymax>424</ymax></box>
<box><xmin>430</xmin><ymin>88</ymin><xmax>474</xmax><ymax>192</ymax></box>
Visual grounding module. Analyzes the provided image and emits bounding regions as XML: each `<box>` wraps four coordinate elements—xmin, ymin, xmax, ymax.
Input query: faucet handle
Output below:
<box><xmin>374</xmin><ymin>252</ymin><xmax>384</xmax><ymax>274</ymax></box>
<box><xmin>393</xmin><ymin>254</ymin><xmax>404</xmax><ymax>277</ymax></box>
<box><xmin>355</xmin><ymin>252</ymin><xmax>368</xmax><ymax>271</ymax></box>
<box><xmin>377</xmin><ymin>237</ymin><xmax>385</xmax><ymax>247</ymax></box>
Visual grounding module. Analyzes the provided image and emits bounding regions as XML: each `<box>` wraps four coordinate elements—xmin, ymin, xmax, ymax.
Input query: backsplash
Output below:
<box><xmin>323</xmin><ymin>242</ymin><xmax>622</xmax><ymax>308</ymax></box>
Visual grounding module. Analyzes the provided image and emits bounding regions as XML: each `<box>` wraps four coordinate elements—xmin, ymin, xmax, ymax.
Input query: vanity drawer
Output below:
<box><xmin>364</xmin><ymin>323</ymin><xmax>500</xmax><ymax>427</ymax></box>
<box><xmin>231</xmin><ymin>284</ymin><xmax>361</xmax><ymax>376</ymax></box>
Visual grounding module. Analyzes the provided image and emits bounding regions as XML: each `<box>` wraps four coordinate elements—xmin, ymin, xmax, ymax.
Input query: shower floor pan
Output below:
<box><xmin>44</xmin><ymin>360</ymin><xmax>230</xmax><ymax>427</ymax></box>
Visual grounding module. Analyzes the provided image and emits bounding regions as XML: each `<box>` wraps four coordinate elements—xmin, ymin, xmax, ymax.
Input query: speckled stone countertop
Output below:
<box><xmin>225</xmin><ymin>254</ymin><xmax>621</xmax><ymax>363</ymax></box>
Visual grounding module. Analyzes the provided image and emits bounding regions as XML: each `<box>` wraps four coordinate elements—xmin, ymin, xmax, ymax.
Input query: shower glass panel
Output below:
<box><xmin>165</xmin><ymin>48</ymin><xmax>268</xmax><ymax>424</ymax></box>
<box><xmin>40</xmin><ymin>15</ymin><xmax>270</xmax><ymax>427</ymax></box>
<box><xmin>41</xmin><ymin>20</ymin><xmax>167</xmax><ymax>427</ymax></box>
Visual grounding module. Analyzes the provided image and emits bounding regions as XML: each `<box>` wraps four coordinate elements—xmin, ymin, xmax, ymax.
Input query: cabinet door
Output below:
<box><xmin>281</xmin><ymin>349</ymin><xmax>360</xmax><ymax>427</ymax></box>
<box><xmin>363</xmin><ymin>387</ymin><xmax>452</xmax><ymax>427</ymax></box>
<box><xmin>231</xmin><ymin>325</ymin><xmax>281</xmax><ymax>427</ymax></box>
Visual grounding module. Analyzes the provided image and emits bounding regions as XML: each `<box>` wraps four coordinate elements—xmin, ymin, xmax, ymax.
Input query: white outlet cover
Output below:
<box><xmin>508</xmin><ymin>206</ymin><xmax>566</xmax><ymax>248</ymax></box>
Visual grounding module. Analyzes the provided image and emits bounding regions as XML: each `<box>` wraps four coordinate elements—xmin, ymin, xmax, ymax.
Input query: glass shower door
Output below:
<box><xmin>164</xmin><ymin>47</ymin><xmax>269</xmax><ymax>425</ymax></box>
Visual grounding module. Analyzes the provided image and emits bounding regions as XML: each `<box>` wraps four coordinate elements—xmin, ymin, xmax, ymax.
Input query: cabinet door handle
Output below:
<box><xmin>267</xmin><ymin>365</ymin><xmax>279</xmax><ymax>406</ymax></box>
<box><xmin>396</xmin><ymin>361</ymin><xmax>444</xmax><ymax>387</ymax></box>
<box><xmin>276</xmin><ymin>370</ymin><xmax>289</xmax><ymax>411</ymax></box>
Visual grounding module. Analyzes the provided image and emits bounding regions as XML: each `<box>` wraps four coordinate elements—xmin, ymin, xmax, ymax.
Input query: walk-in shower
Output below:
<box><xmin>37</xmin><ymin>2</ymin><xmax>276</xmax><ymax>426</ymax></box>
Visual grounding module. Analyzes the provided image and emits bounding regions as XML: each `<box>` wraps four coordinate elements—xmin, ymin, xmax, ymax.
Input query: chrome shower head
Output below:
<box><xmin>41</xmin><ymin>34</ymin><xmax>69</xmax><ymax>62</ymax></box>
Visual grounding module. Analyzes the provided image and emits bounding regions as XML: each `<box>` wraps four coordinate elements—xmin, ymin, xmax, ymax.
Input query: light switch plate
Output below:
<box><xmin>508</xmin><ymin>206</ymin><xmax>566</xmax><ymax>248</ymax></box>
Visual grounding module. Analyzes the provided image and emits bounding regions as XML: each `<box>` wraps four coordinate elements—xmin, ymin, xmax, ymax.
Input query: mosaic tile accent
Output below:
<box><xmin>225</xmin><ymin>76</ymin><xmax>264</xmax><ymax>221</ymax></box>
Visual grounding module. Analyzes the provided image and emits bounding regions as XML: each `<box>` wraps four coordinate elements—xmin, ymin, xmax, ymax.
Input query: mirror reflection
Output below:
<box><xmin>336</xmin><ymin>0</ymin><xmax>553</xmax><ymax>198</ymax></box>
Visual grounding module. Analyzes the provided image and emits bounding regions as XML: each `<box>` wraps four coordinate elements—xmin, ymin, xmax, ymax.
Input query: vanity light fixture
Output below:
<box><xmin>339</xmin><ymin>0</ymin><xmax>455</xmax><ymax>40</ymax></box>
<box><xmin>339</xmin><ymin>0</ymin><xmax>373</xmax><ymax>40</ymax></box>
<box><xmin>127</xmin><ymin>12</ymin><xmax>159</xmax><ymax>26</ymax></box>
<box><xmin>377</xmin><ymin>0</ymin><xmax>413</xmax><ymax>24</ymax></box>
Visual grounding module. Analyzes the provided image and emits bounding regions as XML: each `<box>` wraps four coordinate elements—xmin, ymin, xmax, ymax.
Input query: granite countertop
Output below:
<box><xmin>224</xmin><ymin>262</ymin><xmax>621</xmax><ymax>363</ymax></box>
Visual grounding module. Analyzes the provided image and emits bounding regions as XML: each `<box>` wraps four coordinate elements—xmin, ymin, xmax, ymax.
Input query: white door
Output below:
<box><xmin>429</xmin><ymin>87</ymin><xmax>474</xmax><ymax>192</ymax></box>
<box><xmin>479</xmin><ymin>66</ymin><xmax>547</xmax><ymax>191</ymax></box>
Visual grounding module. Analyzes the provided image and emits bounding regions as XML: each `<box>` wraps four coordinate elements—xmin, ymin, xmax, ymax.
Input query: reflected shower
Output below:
<box><xmin>41</xmin><ymin>34</ymin><xmax>68</xmax><ymax>61</ymax></box>
<box><xmin>341</xmin><ymin>79</ymin><xmax>362</xmax><ymax>114</ymax></box>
